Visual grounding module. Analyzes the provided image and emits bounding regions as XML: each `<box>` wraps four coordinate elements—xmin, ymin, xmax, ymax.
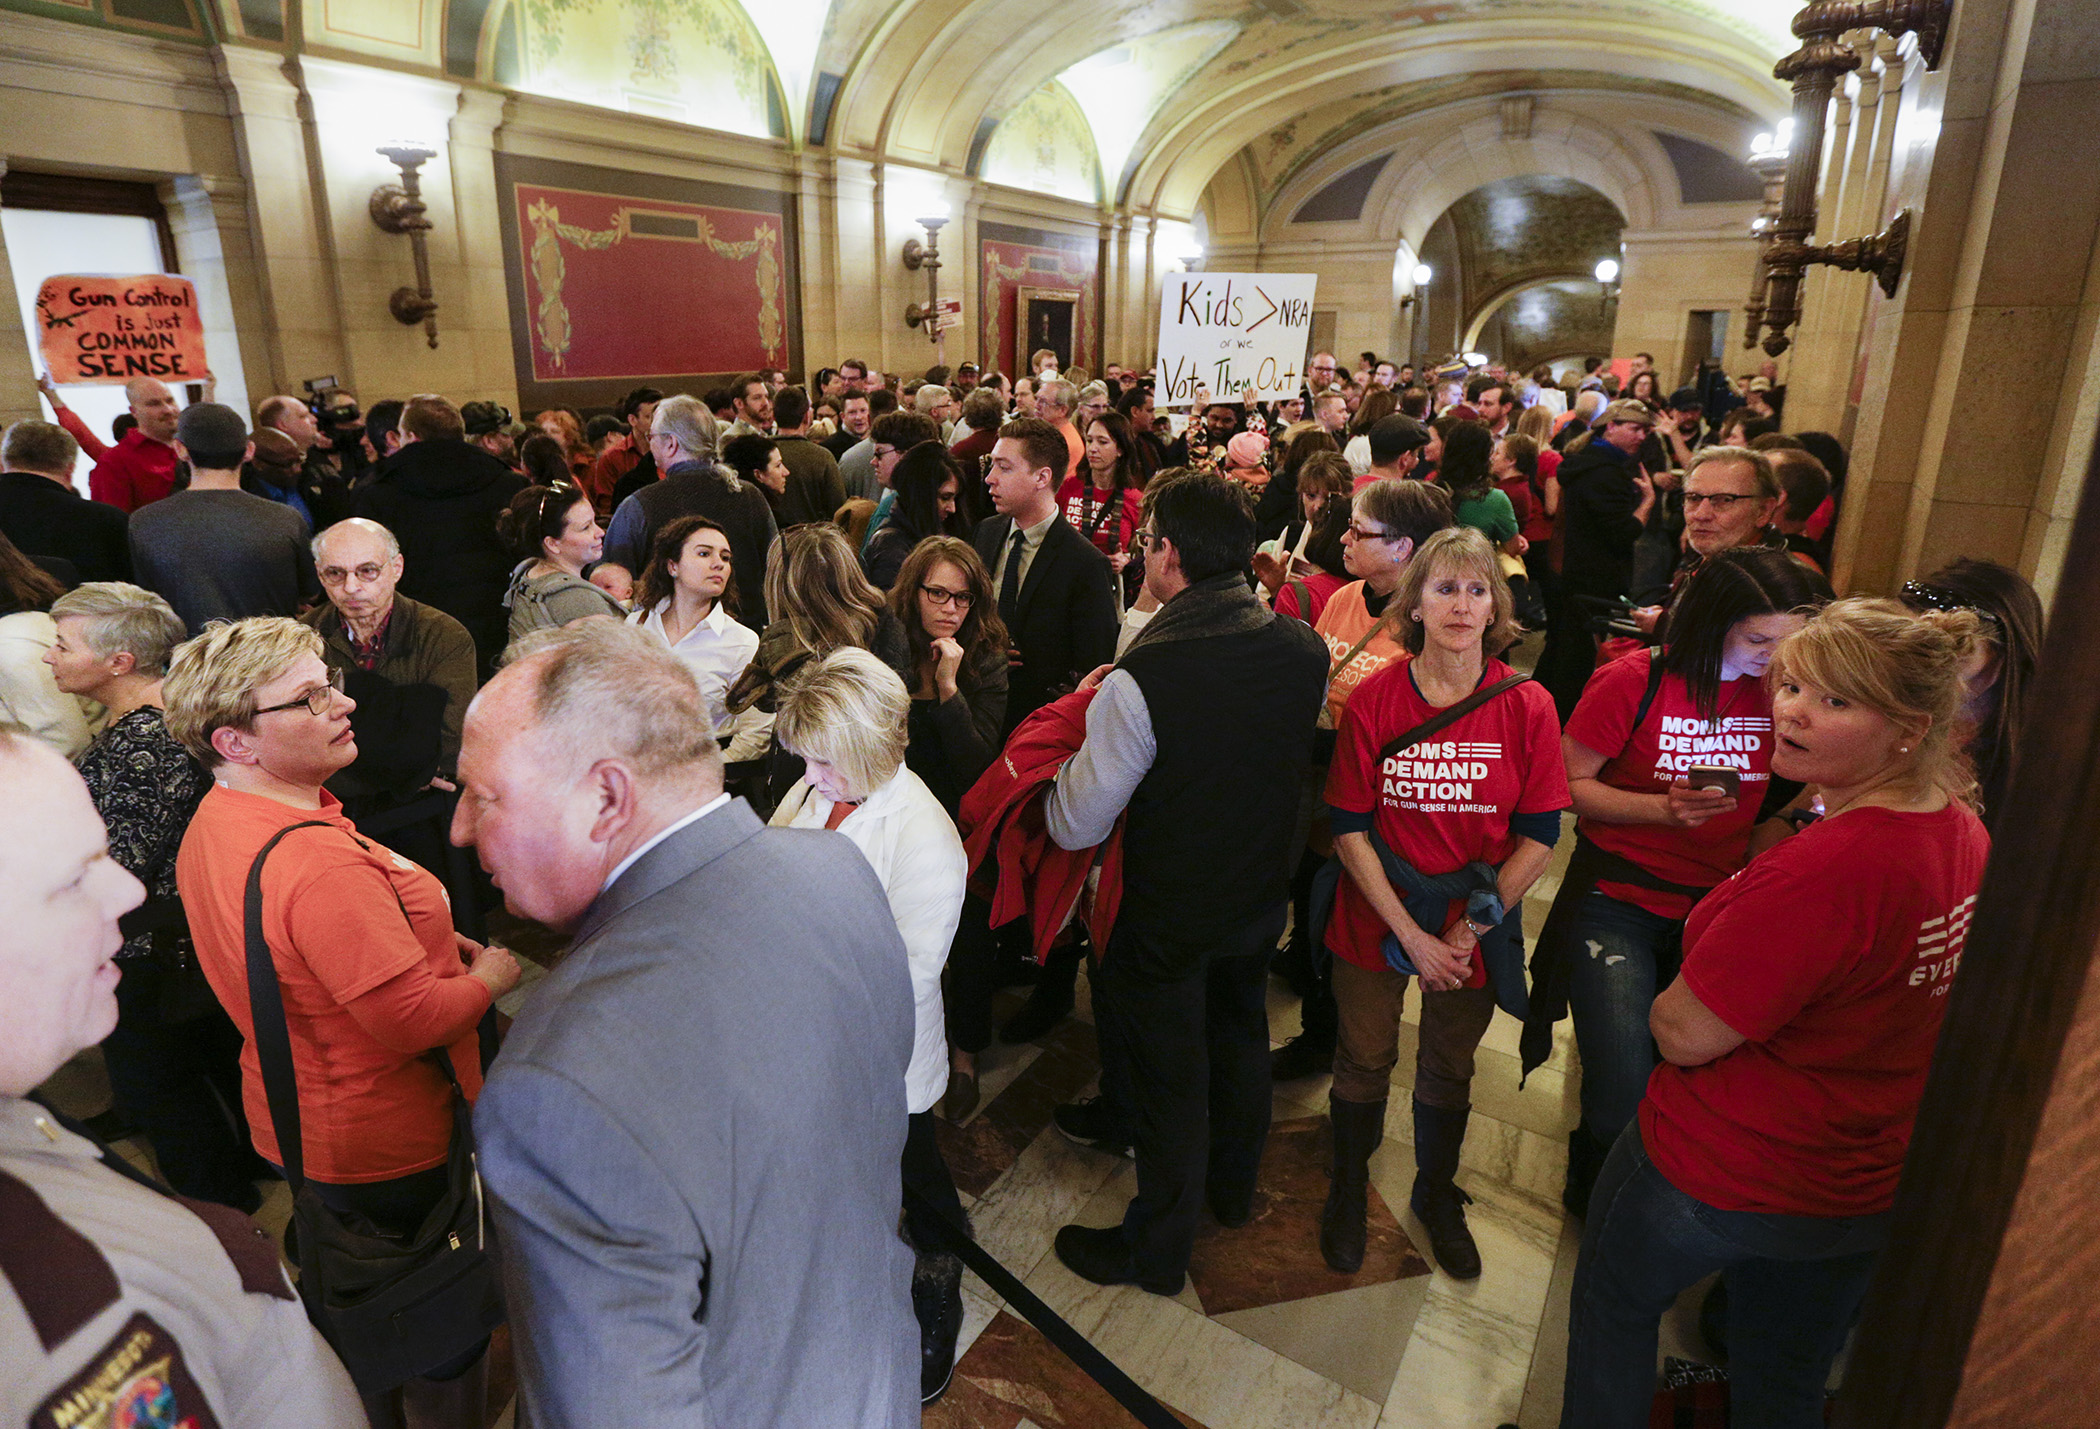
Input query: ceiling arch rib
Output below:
<box><xmin>1122</xmin><ymin>23</ymin><xmax>1788</xmax><ymax>216</ymax></box>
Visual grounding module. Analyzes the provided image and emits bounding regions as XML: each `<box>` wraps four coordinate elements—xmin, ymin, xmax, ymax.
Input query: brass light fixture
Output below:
<box><xmin>371</xmin><ymin>141</ymin><xmax>441</xmax><ymax>350</ymax></box>
<box><xmin>903</xmin><ymin>210</ymin><xmax>950</xmax><ymax>349</ymax></box>
<box><xmin>1399</xmin><ymin>261</ymin><xmax>1431</xmax><ymax>310</ymax></box>
<box><xmin>1743</xmin><ymin>0</ymin><xmax>1953</xmax><ymax>355</ymax></box>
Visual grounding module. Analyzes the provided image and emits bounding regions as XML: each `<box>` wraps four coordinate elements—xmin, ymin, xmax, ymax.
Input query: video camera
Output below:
<box><xmin>303</xmin><ymin>375</ymin><xmax>370</xmax><ymax>475</ymax></box>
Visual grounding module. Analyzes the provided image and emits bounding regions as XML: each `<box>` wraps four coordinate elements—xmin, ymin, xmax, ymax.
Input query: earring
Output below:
<box><xmin>1411</xmin><ymin>612</ymin><xmax>1422</xmax><ymax>621</ymax></box>
<box><xmin>1899</xmin><ymin>745</ymin><xmax>1911</xmax><ymax>753</ymax></box>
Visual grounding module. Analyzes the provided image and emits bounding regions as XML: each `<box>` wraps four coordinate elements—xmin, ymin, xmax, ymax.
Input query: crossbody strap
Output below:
<box><xmin>243</xmin><ymin>820</ymin><xmax>469</xmax><ymax>1192</ymax></box>
<box><xmin>1378</xmin><ymin>672</ymin><xmax>1531</xmax><ymax>763</ymax></box>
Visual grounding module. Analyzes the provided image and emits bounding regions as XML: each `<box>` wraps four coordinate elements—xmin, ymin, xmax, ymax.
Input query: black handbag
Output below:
<box><xmin>243</xmin><ymin>820</ymin><xmax>504</xmax><ymax>1396</ymax></box>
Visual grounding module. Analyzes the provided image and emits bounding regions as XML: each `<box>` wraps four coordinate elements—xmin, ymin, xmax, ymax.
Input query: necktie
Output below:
<box><xmin>998</xmin><ymin>527</ymin><xmax>1026</xmax><ymax>625</ymax></box>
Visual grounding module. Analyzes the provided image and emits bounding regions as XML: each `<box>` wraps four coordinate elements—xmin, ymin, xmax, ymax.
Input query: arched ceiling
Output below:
<box><xmin>196</xmin><ymin>0</ymin><xmax>1794</xmax><ymax>221</ymax></box>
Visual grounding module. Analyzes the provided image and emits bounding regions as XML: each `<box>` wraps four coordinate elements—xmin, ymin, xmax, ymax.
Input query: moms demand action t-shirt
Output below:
<box><xmin>1640</xmin><ymin>802</ymin><xmax>1989</xmax><ymax>1217</ymax></box>
<box><xmin>1565</xmin><ymin>651</ymin><xmax>1778</xmax><ymax>920</ymax></box>
<box><xmin>1323</xmin><ymin>656</ymin><xmax>1569</xmax><ymax>971</ymax></box>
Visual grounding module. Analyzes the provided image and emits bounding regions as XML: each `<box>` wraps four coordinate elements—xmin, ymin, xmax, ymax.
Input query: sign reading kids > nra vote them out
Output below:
<box><xmin>1153</xmin><ymin>272</ymin><xmax>1318</xmax><ymax>409</ymax></box>
<box><xmin>36</xmin><ymin>274</ymin><xmax>212</xmax><ymax>386</ymax></box>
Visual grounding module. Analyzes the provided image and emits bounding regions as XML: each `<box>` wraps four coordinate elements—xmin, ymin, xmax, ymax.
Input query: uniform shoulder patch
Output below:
<box><xmin>32</xmin><ymin>1312</ymin><xmax>223</xmax><ymax>1429</ymax></box>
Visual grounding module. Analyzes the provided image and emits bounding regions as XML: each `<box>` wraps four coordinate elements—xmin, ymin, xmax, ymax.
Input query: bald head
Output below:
<box><xmin>125</xmin><ymin>378</ymin><xmax>179</xmax><ymax>445</ymax></box>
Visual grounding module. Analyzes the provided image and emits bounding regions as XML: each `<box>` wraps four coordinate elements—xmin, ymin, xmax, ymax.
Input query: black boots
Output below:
<box><xmin>913</xmin><ymin>1250</ymin><xmax>965</xmax><ymax>1404</ymax></box>
<box><xmin>999</xmin><ymin>939</ymin><xmax>1081</xmax><ymax>1044</ymax></box>
<box><xmin>1271</xmin><ymin>1029</ymin><xmax>1335</xmax><ymax>1081</ymax></box>
<box><xmin>1410</xmin><ymin>1099</ymin><xmax>1481</xmax><ymax>1280</ymax></box>
<box><xmin>1319</xmin><ymin>1095</ymin><xmax>1385</xmax><ymax>1272</ymax></box>
<box><xmin>1562</xmin><ymin>1123</ymin><xmax>1612</xmax><ymax>1220</ymax></box>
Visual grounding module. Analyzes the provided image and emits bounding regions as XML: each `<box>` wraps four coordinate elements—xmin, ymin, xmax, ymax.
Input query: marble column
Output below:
<box><xmin>157</xmin><ymin>173</ymin><xmax>259</xmax><ymax>417</ymax></box>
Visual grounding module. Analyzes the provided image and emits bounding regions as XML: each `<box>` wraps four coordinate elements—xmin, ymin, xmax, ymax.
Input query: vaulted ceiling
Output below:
<box><xmin>173</xmin><ymin>0</ymin><xmax>1796</xmax><ymax>223</ymax></box>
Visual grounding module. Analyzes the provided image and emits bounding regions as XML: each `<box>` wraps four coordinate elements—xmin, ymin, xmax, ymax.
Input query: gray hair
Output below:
<box><xmin>773</xmin><ymin>646</ymin><xmax>909</xmax><ymax>796</ymax></box>
<box><xmin>1077</xmin><ymin>380</ymin><xmax>1110</xmax><ymax>406</ymax></box>
<box><xmin>651</xmin><ymin>394</ymin><xmax>719</xmax><ymax>466</ymax></box>
<box><xmin>913</xmin><ymin>384</ymin><xmax>949</xmax><ymax>415</ymax></box>
<box><xmin>311</xmin><ymin>517</ymin><xmax>401</xmax><ymax>564</ymax></box>
<box><xmin>503</xmin><ymin>620</ymin><xmax>724</xmax><ymax>781</ymax></box>
<box><xmin>1572</xmin><ymin>389</ymin><xmax>1605</xmax><ymax>423</ymax></box>
<box><xmin>1035</xmin><ymin>379</ymin><xmax>1075</xmax><ymax>416</ymax></box>
<box><xmin>49</xmin><ymin>582</ymin><xmax>186</xmax><ymax>678</ymax></box>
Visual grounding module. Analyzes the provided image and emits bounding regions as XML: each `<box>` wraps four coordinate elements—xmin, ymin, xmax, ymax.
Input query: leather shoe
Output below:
<box><xmin>1053</xmin><ymin>1224</ymin><xmax>1183</xmax><ymax>1296</ymax></box>
<box><xmin>1270</xmin><ymin>1031</ymin><xmax>1335</xmax><ymax>1081</ymax></box>
<box><xmin>943</xmin><ymin>1065</ymin><xmax>980</xmax><ymax>1121</ymax></box>
<box><xmin>1053</xmin><ymin>1097</ymin><xmax>1134</xmax><ymax>1158</ymax></box>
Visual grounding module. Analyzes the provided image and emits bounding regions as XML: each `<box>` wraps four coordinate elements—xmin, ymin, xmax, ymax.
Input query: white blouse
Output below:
<box><xmin>627</xmin><ymin>599</ymin><xmax>769</xmax><ymax>762</ymax></box>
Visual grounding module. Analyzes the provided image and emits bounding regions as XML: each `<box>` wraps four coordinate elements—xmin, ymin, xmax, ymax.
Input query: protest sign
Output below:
<box><xmin>1153</xmin><ymin>273</ymin><xmax>1317</xmax><ymax>408</ymax></box>
<box><xmin>36</xmin><ymin>273</ymin><xmax>212</xmax><ymax>385</ymax></box>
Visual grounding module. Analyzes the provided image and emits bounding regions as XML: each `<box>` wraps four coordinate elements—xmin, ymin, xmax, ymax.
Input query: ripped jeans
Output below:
<box><xmin>1564</xmin><ymin>892</ymin><xmax>1684</xmax><ymax>1147</ymax></box>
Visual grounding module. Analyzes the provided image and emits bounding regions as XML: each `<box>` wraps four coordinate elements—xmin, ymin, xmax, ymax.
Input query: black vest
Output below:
<box><xmin>1116</xmin><ymin>615</ymin><xmax>1329</xmax><ymax>950</ymax></box>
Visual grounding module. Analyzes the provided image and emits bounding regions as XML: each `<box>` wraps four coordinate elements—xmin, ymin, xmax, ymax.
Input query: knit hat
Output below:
<box><xmin>1225</xmin><ymin>431</ymin><xmax>1268</xmax><ymax>469</ymax></box>
<box><xmin>1668</xmin><ymin>387</ymin><xmax>1704</xmax><ymax>411</ymax></box>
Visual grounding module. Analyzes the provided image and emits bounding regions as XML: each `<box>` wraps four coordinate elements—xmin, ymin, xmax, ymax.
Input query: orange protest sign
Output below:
<box><xmin>36</xmin><ymin>273</ymin><xmax>212</xmax><ymax>386</ymax></box>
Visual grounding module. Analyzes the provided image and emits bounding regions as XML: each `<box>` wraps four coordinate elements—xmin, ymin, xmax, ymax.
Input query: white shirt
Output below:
<box><xmin>771</xmin><ymin>768</ymin><xmax>966</xmax><ymax>1114</ymax></box>
<box><xmin>628</xmin><ymin>599</ymin><xmax>770</xmax><ymax>762</ymax></box>
<box><xmin>602</xmin><ymin>792</ymin><xmax>731</xmax><ymax>892</ymax></box>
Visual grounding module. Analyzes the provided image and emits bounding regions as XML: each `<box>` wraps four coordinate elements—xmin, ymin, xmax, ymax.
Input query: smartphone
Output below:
<box><xmin>1686</xmin><ymin>765</ymin><xmax>1741</xmax><ymax>797</ymax></box>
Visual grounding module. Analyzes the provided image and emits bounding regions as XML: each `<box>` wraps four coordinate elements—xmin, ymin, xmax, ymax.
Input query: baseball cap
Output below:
<box><xmin>1668</xmin><ymin>387</ymin><xmax>1703</xmax><ymax>411</ymax></box>
<box><xmin>1367</xmin><ymin>414</ymin><xmax>1430</xmax><ymax>465</ymax></box>
<box><xmin>460</xmin><ymin>400</ymin><xmax>512</xmax><ymax>436</ymax></box>
<box><xmin>1600</xmin><ymin>400</ymin><xmax>1658</xmax><ymax>427</ymax></box>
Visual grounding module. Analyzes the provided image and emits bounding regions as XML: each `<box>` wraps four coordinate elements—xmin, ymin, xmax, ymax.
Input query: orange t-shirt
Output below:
<box><xmin>176</xmin><ymin>785</ymin><xmax>488</xmax><ymax>1183</ymax></box>
<box><xmin>1313</xmin><ymin>579</ymin><xmax>1407</xmax><ymax>726</ymax></box>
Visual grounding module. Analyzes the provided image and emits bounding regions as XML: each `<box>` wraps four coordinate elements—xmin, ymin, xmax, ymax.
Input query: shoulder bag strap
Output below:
<box><xmin>1378</xmin><ymin>672</ymin><xmax>1531</xmax><ymax>763</ymax></box>
<box><xmin>1328</xmin><ymin>618</ymin><xmax>1386</xmax><ymax>678</ymax></box>
<box><xmin>1287</xmin><ymin>580</ymin><xmax>1313</xmax><ymax>625</ymax></box>
<box><xmin>242</xmin><ymin>820</ymin><xmax>335</xmax><ymax>1192</ymax></box>
<box><xmin>1632</xmin><ymin>646</ymin><xmax>1667</xmax><ymax>730</ymax></box>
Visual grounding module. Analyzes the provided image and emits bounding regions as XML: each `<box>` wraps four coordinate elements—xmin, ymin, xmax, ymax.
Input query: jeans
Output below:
<box><xmin>1560</xmin><ymin>1123</ymin><xmax>1887</xmax><ymax>1429</ymax></box>
<box><xmin>1090</xmin><ymin>908</ymin><xmax>1282</xmax><ymax>1281</ymax></box>
<box><xmin>1564</xmin><ymin>893</ymin><xmax>1684</xmax><ymax>1147</ymax></box>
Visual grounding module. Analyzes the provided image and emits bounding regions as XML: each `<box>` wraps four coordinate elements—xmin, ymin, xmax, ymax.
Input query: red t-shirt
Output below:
<box><xmin>1322</xmin><ymin>656</ymin><xmax>1570</xmax><ymax>970</ymax></box>
<box><xmin>177</xmin><ymin>785</ymin><xmax>488</xmax><ymax>1183</ymax></box>
<box><xmin>1565</xmin><ymin>650</ymin><xmax>1776</xmax><ymax>919</ymax></box>
<box><xmin>1056</xmin><ymin>475</ymin><xmax>1142</xmax><ymax>557</ymax></box>
<box><xmin>1640</xmin><ymin>802</ymin><xmax>1988</xmax><ymax>1216</ymax></box>
<box><xmin>1521</xmin><ymin>449</ymin><xmax>1560</xmax><ymax>545</ymax></box>
<box><xmin>1274</xmin><ymin>570</ymin><xmax>1347</xmax><ymax>625</ymax></box>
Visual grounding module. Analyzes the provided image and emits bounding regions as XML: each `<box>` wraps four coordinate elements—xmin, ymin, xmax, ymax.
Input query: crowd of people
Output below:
<box><xmin>0</xmin><ymin>343</ymin><xmax>2045</xmax><ymax>1429</ymax></box>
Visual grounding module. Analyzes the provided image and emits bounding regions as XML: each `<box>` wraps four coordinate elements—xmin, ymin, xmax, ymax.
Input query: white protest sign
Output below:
<box><xmin>1153</xmin><ymin>273</ymin><xmax>1317</xmax><ymax>408</ymax></box>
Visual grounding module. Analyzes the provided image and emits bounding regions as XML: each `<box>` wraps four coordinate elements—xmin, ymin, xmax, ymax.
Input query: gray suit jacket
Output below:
<box><xmin>476</xmin><ymin>800</ymin><xmax>919</xmax><ymax>1428</ymax></box>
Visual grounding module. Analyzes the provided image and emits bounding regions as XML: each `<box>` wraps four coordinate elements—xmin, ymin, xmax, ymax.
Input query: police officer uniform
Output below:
<box><xmin>0</xmin><ymin>1096</ymin><xmax>364</xmax><ymax>1428</ymax></box>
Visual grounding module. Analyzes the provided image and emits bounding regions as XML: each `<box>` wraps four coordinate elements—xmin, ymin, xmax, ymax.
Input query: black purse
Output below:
<box><xmin>243</xmin><ymin>821</ymin><xmax>503</xmax><ymax>1396</ymax></box>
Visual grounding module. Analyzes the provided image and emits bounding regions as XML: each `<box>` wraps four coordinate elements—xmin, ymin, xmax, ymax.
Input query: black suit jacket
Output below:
<box><xmin>972</xmin><ymin>513</ymin><xmax>1119</xmax><ymax>736</ymax></box>
<box><xmin>0</xmin><ymin>472</ymin><xmax>130</xmax><ymax>585</ymax></box>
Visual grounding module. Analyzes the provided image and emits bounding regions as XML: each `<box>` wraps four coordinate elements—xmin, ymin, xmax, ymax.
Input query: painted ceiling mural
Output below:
<box><xmin>980</xmin><ymin>82</ymin><xmax>1104</xmax><ymax>205</ymax></box>
<box><xmin>513</xmin><ymin>0</ymin><xmax>778</xmax><ymax>138</ymax></box>
<box><xmin>1053</xmin><ymin>22</ymin><xmax>1241</xmax><ymax>197</ymax></box>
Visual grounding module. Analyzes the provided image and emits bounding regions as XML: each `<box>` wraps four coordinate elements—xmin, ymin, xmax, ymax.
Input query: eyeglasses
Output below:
<box><xmin>253</xmin><ymin>666</ymin><xmax>345</xmax><ymax>719</ymax></box>
<box><xmin>1133</xmin><ymin>529</ymin><xmax>1162</xmax><ymax>549</ymax></box>
<box><xmin>1346</xmin><ymin>522</ymin><xmax>1397</xmax><ymax>542</ymax></box>
<box><xmin>1682</xmin><ymin>492</ymin><xmax>1762</xmax><ymax>511</ymax></box>
<box><xmin>317</xmin><ymin>562</ymin><xmax>388</xmax><ymax>586</ymax></box>
<box><xmin>920</xmin><ymin>585</ymin><xmax>975</xmax><ymax>609</ymax></box>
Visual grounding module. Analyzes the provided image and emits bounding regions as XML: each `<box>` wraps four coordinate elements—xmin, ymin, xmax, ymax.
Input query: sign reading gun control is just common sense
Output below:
<box><xmin>36</xmin><ymin>274</ymin><xmax>212</xmax><ymax>385</ymax></box>
<box><xmin>1153</xmin><ymin>272</ymin><xmax>1317</xmax><ymax>408</ymax></box>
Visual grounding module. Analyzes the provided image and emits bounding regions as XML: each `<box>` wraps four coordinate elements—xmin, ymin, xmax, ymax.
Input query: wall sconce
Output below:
<box><xmin>903</xmin><ymin>207</ymin><xmax>950</xmax><ymax>347</ymax></box>
<box><xmin>370</xmin><ymin>141</ymin><xmax>440</xmax><ymax>349</ymax></box>
<box><xmin>1743</xmin><ymin>0</ymin><xmax>1951</xmax><ymax>355</ymax></box>
<box><xmin>1399</xmin><ymin>261</ymin><xmax>1432</xmax><ymax>309</ymax></box>
<box><xmin>1595</xmin><ymin>257</ymin><xmax>1622</xmax><ymax>315</ymax></box>
<box><xmin>1741</xmin><ymin>122</ymin><xmax>1793</xmax><ymax>348</ymax></box>
<box><xmin>1169</xmin><ymin>244</ymin><xmax>1206</xmax><ymax>273</ymax></box>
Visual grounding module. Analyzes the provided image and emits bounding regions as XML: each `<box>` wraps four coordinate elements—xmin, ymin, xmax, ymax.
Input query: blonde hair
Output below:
<box><xmin>1769</xmin><ymin>597</ymin><xmax>1985</xmax><ymax>804</ymax></box>
<box><xmin>1515</xmin><ymin>403</ymin><xmax>1556</xmax><ymax>447</ymax></box>
<box><xmin>49</xmin><ymin>583</ymin><xmax>186</xmax><ymax>678</ymax></box>
<box><xmin>1391</xmin><ymin>525</ymin><xmax>1520</xmax><ymax>657</ymax></box>
<box><xmin>763</xmin><ymin>524</ymin><xmax>886</xmax><ymax>656</ymax></box>
<box><xmin>773</xmin><ymin>646</ymin><xmax>910</xmax><ymax>796</ymax></box>
<box><xmin>164</xmin><ymin>617</ymin><xmax>323</xmax><ymax>765</ymax></box>
<box><xmin>503</xmin><ymin>620</ymin><xmax>723</xmax><ymax>781</ymax></box>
